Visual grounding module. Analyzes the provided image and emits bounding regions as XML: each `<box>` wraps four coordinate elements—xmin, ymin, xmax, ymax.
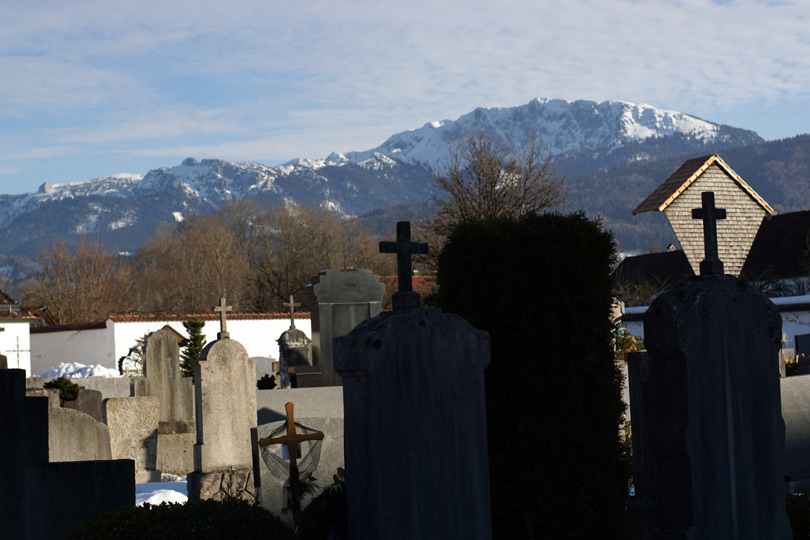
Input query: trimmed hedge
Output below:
<box><xmin>63</xmin><ymin>498</ymin><xmax>296</xmax><ymax>540</ymax></box>
<box><xmin>437</xmin><ymin>212</ymin><xmax>631</xmax><ymax>539</ymax></box>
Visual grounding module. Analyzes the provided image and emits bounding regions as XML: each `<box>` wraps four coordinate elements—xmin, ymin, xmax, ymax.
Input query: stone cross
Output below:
<box><xmin>379</xmin><ymin>221</ymin><xmax>428</xmax><ymax>310</ymax></box>
<box><xmin>283</xmin><ymin>295</ymin><xmax>300</xmax><ymax>329</ymax></box>
<box><xmin>691</xmin><ymin>191</ymin><xmax>727</xmax><ymax>276</ymax></box>
<box><xmin>213</xmin><ymin>297</ymin><xmax>232</xmax><ymax>339</ymax></box>
<box><xmin>258</xmin><ymin>402</ymin><xmax>324</xmax><ymax>528</ymax></box>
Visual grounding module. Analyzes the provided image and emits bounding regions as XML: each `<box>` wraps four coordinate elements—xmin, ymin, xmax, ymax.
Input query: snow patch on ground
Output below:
<box><xmin>35</xmin><ymin>362</ymin><xmax>121</xmax><ymax>378</ymax></box>
<box><xmin>136</xmin><ymin>481</ymin><xmax>188</xmax><ymax>506</ymax></box>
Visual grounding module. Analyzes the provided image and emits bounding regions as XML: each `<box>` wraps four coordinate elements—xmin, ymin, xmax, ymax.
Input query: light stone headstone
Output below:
<box><xmin>299</xmin><ymin>268</ymin><xmax>385</xmax><ymax>387</ymax></box>
<box><xmin>188</xmin><ymin>305</ymin><xmax>257</xmax><ymax>502</ymax></box>
<box><xmin>144</xmin><ymin>327</ymin><xmax>194</xmax><ymax>434</ymax></box>
<box><xmin>104</xmin><ymin>396</ymin><xmax>161</xmax><ymax>483</ymax></box>
<box><xmin>629</xmin><ymin>275</ymin><xmax>792</xmax><ymax>538</ymax></box>
<box><xmin>333</xmin><ymin>222</ymin><xmax>492</xmax><ymax>540</ymax></box>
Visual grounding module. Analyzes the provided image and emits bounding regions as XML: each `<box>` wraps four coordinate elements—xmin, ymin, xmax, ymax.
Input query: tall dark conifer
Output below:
<box><xmin>180</xmin><ymin>317</ymin><xmax>206</xmax><ymax>380</ymax></box>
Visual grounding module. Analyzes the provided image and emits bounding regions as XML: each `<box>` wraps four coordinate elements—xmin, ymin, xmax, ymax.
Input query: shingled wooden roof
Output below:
<box><xmin>631</xmin><ymin>154</ymin><xmax>775</xmax><ymax>215</ymax></box>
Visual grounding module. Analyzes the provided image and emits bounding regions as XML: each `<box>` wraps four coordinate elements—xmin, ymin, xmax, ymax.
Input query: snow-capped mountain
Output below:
<box><xmin>0</xmin><ymin>98</ymin><xmax>763</xmax><ymax>261</ymax></box>
<box><xmin>346</xmin><ymin>98</ymin><xmax>761</xmax><ymax>171</ymax></box>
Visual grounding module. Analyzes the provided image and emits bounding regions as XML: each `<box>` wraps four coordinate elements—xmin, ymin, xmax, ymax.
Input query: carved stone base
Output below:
<box><xmin>187</xmin><ymin>468</ymin><xmax>255</xmax><ymax>502</ymax></box>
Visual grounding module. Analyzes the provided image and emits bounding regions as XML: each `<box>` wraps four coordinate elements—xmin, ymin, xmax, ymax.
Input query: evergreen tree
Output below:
<box><xmin>180</xmin><ymin>317</ymin><xmax>206</xmax><ymax>380</ymax></box>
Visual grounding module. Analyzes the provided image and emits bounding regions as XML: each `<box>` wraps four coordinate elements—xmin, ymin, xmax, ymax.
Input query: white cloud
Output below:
<box><xmin>1</xmin><ymin>0</ymin><xmax>809</xmax><ymax>192</ymax></box>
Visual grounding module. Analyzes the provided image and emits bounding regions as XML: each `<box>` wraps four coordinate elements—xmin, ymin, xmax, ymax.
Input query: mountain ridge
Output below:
<box><xmin>0</xmin><ymin>98</ymin><xmax>770</xmax><ymax>268</ymax></box>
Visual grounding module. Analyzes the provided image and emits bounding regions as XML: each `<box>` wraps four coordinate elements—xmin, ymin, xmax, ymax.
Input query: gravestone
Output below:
<box><xmin>278</xmin><ymin>295</ymin><xmax>313</xmax><ymax>389</ymax></box>
<box><xmin>300</xmin><ymin>268</ymin><xmax>385</xmax><ymax>387</ymax></box>
<box><xmin>26</xmin><ymin>387</ymin><xmax>60</xmax><ymax>408</ymax></box>
<box><xmin>0</xmin><ymin>369</ymin><xmax>134</xmax><ymax>540</ymax></box>
<box><xmin>144</xmin><ymin>326</ymin><xmax>194</xmax><ymax>434</ymax></box>
<box><xmin>256</xmin><ymin>402</ymin><xmax>324</xmax><ymax>528</ymax></box>
<box><xmin>48</xmin><ymin>407</ymin><xmax>112</xmax><ymax>462</ymax></box>
<box><xmin>0</xmin><ymin>353</ymin><xmax>7</xmax><ymax>369</ymax></box>
<box><xmin>188</xmin><ymin>298</ymin><xmax>257</xmax><ymax>502</ymax></box>
<box><xmin>104</xmin><ymin>396</ymin><xmax>161</xmax><ymax>483</ymax></box>
<box><xmin>144</xmin><ymin>326</ymin><xmax>195</xmax><ymax>474</ymax></box>
<box><xmin>252</xmin><ymin>416</ymin><xmax>344</xmax><ymax>521</ymax></box>
<box><xmin>63</xmin><ymin>388</ymin><xmax>104</xmax><ymax>422</ymax></box>
<box><xmin>628</xmin><ymin>193</ymin><xmax>791</xmax><ymax>539</ymax></box>
<box><xmin>333</xmin><ymin>222</ymin><xmax>492</xmax><ymax>540</ymax></box>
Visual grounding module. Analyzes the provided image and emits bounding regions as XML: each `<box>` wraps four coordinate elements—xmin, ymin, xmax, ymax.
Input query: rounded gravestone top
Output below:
<box><xmin>305</xmin><ymin>268</ymin><xmax>385</xmax><ymax>304</ymax></box>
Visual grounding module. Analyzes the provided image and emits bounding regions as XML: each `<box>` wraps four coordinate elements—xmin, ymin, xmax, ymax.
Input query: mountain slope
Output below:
<box><xmin>0</xmin><ymin>98</ymin><xmax>767</xmax><ymax>263</ymax></box>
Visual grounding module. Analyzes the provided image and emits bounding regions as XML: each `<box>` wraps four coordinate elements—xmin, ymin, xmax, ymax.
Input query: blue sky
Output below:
<box><xmin>1</xmin><ymin>0</ymin><xmax>808</xmax><ymax>195</ymax></box>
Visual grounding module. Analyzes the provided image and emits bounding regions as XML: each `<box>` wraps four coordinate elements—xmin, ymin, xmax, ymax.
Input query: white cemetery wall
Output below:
<box><xmin>30</xmin><ymin>323</ymin><xmax>112</xmax><ymax>374</ymax></box>
<box><xmin>0</xmin><ymin>320</ymin><xmax>32</xmax><ymax>376</ymax></box>
<box><xmin>29</xmin><ymin>316</ymin><xmax>312</xmax><ymax>376</ymax></box>
<box><xmin>112</xmin><ymin>317</ymin><xmax>311</xmax><ymax>369</ymax></box>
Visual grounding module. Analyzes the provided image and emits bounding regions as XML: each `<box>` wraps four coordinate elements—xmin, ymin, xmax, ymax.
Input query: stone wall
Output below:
<box><xmin>27</xmin><ymin>376</ymin><xmax>131</xmax><ymax>399</ymax></box>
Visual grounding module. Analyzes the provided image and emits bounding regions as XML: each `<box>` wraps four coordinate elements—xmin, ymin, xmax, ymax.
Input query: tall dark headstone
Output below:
<box><xmin>333</xmin><ymin>222</ymin><xmax>492</xmax><ymax>540</ymax></box>
<box><xmin>278</xmin><ymin>296</ymin><xmax>313</xmax><ymax>389</ymax></box>
<box><xmin>628</xmin><ymin>197</ymin><xmax>791</xmax><ymax>539</ymax></box>
<box><xmin>0</xmin><ymin>353</ymin><xmax>7</xmax><ymax>369</ymax></box>
<box><xmin>300</xmin><ymin>269</ymin><xmax>385</xmax><ymax>387</ymax></box>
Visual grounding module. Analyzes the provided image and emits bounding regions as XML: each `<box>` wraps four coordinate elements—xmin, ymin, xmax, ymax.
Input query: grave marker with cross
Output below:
<box><xmin>213</xmin><ymin>297</ymin><xmax>232</xmax><ymax>340</ymax></box>
<box><xmin>691</xmin><ymin>191</ymin><xmax>727</xmax><ymax>276</ymax></box>
<box><xmin>258</xmin><ymin>402</ymin><xmax>324</xmax><ymax>528</ymax></box>
<box><xmin>379</xmin><ymin>221</ymin><xmax>429</xmax><ymax>310</ymax></box>
<box><xmin>283</xmin><ymin>295</ymin><xmax>300</xmax><ymax>329</ymax></box>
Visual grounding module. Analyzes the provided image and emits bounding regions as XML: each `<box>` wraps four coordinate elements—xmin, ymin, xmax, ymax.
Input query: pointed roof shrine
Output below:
<box><xmin>630</xmin><ymin>154</ymin><xmax>775</xmax><ymax>277</ymax></box>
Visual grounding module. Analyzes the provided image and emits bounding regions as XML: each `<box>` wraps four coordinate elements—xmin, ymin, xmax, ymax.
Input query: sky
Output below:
<box><xmin>1</xmin><ymin>0</ymin><xmax>809</xmax><ymax>195</ymax></box>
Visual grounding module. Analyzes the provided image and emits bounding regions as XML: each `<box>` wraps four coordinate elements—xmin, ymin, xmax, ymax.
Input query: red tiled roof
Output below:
<box><xmin>108</xmin><ymin>312</ymin><xmax>310</xmax><ymax>323</ymax></box>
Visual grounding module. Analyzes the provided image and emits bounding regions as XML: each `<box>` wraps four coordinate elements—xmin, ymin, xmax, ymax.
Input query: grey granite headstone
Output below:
<box><xmin>47</xmin><ymin>407</ymin><xmax>112</xmax><ymax>462</ymax></box>
<box><xmin>334</xmin><ymin>307</ymin><xmax>492</xmax><ymax>540</ymax></box>
<box><xmin>300</xmin><ymin>268</ymin><xmax>385</xmax><ymax>387</ymax></box>
<box><xmin>251</xmin><ymin>416</ymin><xmax>344</xmax><ymax>523</ymax></box>
<box><xmin>188</xmin><ymin>334</ymin><xmax>257</xmax><ymax>502</ymax></box>
<box><xmin>629</xmin><ymin>275</ymin><xmax>791</xmax><ymax>539</ymax></box>
<box><xmin>104</xmin><ymin>396</ymin><xmax>161</xmax><ymax>483</ymax></box>
<box><xmin>144</xmin><ymin>327</ymin><xmax>194</xmax><ymax>434</ymax></box>
<box><xmin>63</xmin><ymin>388</ymin><xmax>104</xmax><ymax>422</ymax></box>
<box><xmin>277</xmin><ymin>327</ymin><xmax>312</xmax><ymax>389</ymax></box>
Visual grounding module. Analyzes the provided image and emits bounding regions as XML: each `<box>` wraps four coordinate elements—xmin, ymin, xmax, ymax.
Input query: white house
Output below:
<box><xmin>0</xmin><ymin>289</ymin><xmax>36</xmax><ymax>376</ymax></box>
<box><xmin>30</xmin><ymin>312</ymin><xmax>311</xmax><ymax>376</ymax></box>
<box><xmin>621</xmin><ymin>293</ymin><xmax>810</xmax><ymax>355</ymax></box>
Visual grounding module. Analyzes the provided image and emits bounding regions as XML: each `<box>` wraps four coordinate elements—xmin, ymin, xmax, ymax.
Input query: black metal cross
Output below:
<box><xmin>283</xmin><ymin>295</ymin><xmax>300</xmax><ymax>329</ymax></box>
<box><xmin>213</xmin><ymin>297</ymin><xmax>232</xmax><ymax>339</ymax></box>
<box><xmin>380</xmin><ymin>221</ymin><xmax>429</xmax><ymax>310</ymax></box>
<box><xmin>691</xmin><ymin>191</ymin><xmax>727</xmax><ymax>276</ymax></box>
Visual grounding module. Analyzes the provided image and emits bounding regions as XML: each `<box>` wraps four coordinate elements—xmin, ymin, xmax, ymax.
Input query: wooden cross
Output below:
<box><xmin>259</xmin><ymin>402</ymin><xmax>324</xmax><ymax>528</ymax></box>
<box><xmin>283</xmin><ymin>295</ymin><xmax>300</xmax><ymax>329</ymax></box>
<box><xmin>379</xmin><ymin>221</ymin><xmax>429</xmax><ymax>310</ymax></box>
<box><xmin>691</xmin><ymin>191</ymin><xmax>727</xmax><ymax>276</ymax></box>
<box><xmin>213</xmin><ymin>297</ymin><xmax>232</xmax><ymax>339</ymax></box>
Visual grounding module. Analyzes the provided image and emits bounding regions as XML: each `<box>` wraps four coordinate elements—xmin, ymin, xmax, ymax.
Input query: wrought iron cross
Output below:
<box><xmin>380</xmin><ymin>221</ymin><xmax>429</xmax><ymax>310</ymax></box>
<box><xmin>691</xmin><ymin>191</ymin><xmax>727</xmax><ymax>276</ymax></box>
<box><xmin>213</xmin><ymin>297</ymin><xmax>232</xmax><ymax>339</ymax></box>
<box><xmin>283</xmin><ymin>295</ymin><xmax>300</xmax><ymax>329</ymax></box>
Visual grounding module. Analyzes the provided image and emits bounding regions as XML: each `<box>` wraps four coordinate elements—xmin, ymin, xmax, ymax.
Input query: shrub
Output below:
<box><xmin>257</xmin><ymin>373</ymin><xmax>277</xmax><ymax>390</ymax></box>
<box><xmin>437</xmin><ymin>212</ymin><xmax>631</xmax><ymax>539</ymax></box>
<box><xmin>64</xmin><ymin>498</ymin><xmax>296</xmax><ymax>540</ymax></box>
<box><xmin>297</xmin><ymin>468</ymin><xmax>348</xmax><ymax>540</ymax></box>
<box><xmin>43</xmin><ymin>376</ymin><xmax>83</xmax><ymax>405</ymax></box>
<box><xmin>788</xmin><ymin>493</ymin><xmax>810</xmax><ymax>538</ymax></box>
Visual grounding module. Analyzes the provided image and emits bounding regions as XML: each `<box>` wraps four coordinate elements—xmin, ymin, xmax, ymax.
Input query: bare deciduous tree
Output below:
<box><xmin>430</xmin><ymin>130</ymin><xmax>566</xmax><ymax>235</ymax></box>
<box><xmin>25</xmin><ymin>241</ymin><xmax>133</xmax><ymax>324</ymax></box>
